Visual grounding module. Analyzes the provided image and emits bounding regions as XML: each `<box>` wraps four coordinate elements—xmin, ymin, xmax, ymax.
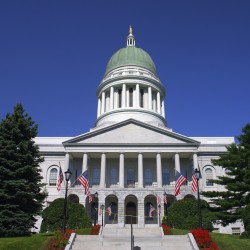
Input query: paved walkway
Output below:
<box><xmin>71</xmin><ymin>226</ymin><xmax>194</xmax><ymax>250</ymax></box>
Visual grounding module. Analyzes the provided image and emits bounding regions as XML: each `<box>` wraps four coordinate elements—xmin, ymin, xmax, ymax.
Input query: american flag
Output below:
<box><xmin>192</xmin><ymin>170</ymin><xmax>198</xmax><ymax>192</ymax></box>
<box><xmin>99</xmin><ymin>206</ymin><xmax>103</xmax><ymax>216</ymax></box>
<box><xmin>164</xmin><ymin>194</ymin><xmax>168</xmax><ymax>205</ymax></box>
<box><xmin>76</xmin><ymin>170</ymin><xmax>89</xmax><ymax>194</ymax></box>
<box><xmin>175</xmin><ymin>170</ymin><xmax>187</xmax><ymax>196</ymax></box>
<box><xmin>56</xmin><ymin>166</ymin><xmax>64</xmax><ymax>191</ymax></box>
<box><xmin>156</xmin><ymin>195</ymin><xmax>161</xmax><ymax>205</ymax></box>
<box><xmin>87</xmin><ymin>192</ymin><xmax>93</xmax><ymax>203</ymax></box>
<box><xmin>107</xmin><ymin>205</ymin><xmax>112</xmax><ymax>216</ymax></box>
<box><xmin>149</xmin><ymin>205</ymin><xmax>155</xmax><ymax>217</ymax></box>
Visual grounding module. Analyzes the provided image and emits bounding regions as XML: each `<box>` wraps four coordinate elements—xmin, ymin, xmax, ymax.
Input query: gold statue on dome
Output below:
<box><xmin>129</xmin><ymin>25</ymin><xmax>133</xmax><ymax>35</ymax></box>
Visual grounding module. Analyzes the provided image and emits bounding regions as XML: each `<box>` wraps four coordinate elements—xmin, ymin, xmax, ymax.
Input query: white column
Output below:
<box><xmin>193</xmin><ymin>153</ymin><xmax>198</xmax><ymax>170</ymax></box>
<box><xmin>148</xmin><ymin>86</ymin><xmax>152</xmax><ymax>110</ymax></box>
<box><xmin>156</xmin><ymin>153</ymin><xmax>162</xmax><ymax>188</ymax></box>
<box><xmin>119</xmin><ymin>153</ymin><xmax>124</xmax><ymax>188</ymax></box>
<box><xmin>82</xmin><ymin>153</ymin><xmax>88</xmax><ymax>173</ymax></box>
<box><xmin>136</xmin><ymin>83</ymin><xmax>140</xmax><ymax>107</ymax></box>
<box><xmin>101</xmin><ymin>91</ymin><xmax>105</xmax><ymax>114</ymax></box>
<box><xmin>175</xmin><ymin>153</ymin><xmax>180</xmax><ymax>173</ymax></box>
<box><xmin>122</xmin><ymin>83</ymin><xmax>126</xmax><ymax>108</ymax></box>
<box><xmin>138</xmin><ymin>153</ymin><xmax>143</xmax><ymax>188</ymax></box>
<box><xmin>161</xmin><ymin>99</ymin><xmax>165</xmax><ymax>118</ymax></box>
<box><xmin>97</xmin><ymin>98</ymin><xmax>101</xmax><ymax>117</ymax></box>
<box><xmin>157</xmin><ymin>92</ymin><xmax>161</xmax><ymax>114</ymax></box>
<box><xmin>126</xmin><ymin>88</ymin><xmax>129</xmax><ymax>108</ymax></box>
<box><xmin>100</xmin><ymin>153</ymin><xmax>106</xmax><ymax>188</ymax></box>
<box><xmin>110</xmin><ymin>87</ymin><xmax>114</xmax><ymax>110</ymax></box>
<box><xmin>106</xmin><ymin>93</ymin><xmax>110</xmax><ymax>112</ymax></box>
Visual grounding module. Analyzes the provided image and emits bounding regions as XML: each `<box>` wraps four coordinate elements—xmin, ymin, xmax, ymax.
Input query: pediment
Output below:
<box><xmin>63</xmin><ymin>119</ymin><xmax>199</xmax><ymax>146</ymax></box>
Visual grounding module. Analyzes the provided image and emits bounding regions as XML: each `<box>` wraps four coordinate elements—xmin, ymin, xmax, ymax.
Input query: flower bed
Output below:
<box><xmin>190</xmin><ymin>229</ymin><xmax>219</xmax><ymax>250</ymax></box>
<box><xmin>90</xmin><ymin>224</ymin><xmax>101</xmax><ymax>235</ymax></box>
<box><xmin>162</xmin><ymin>223</ymin><xmax>172</xmax><ymax>235</ymax></box>
<box><xmin>48</xmin><ymin>228</ymin><xmax>74</xmax><ymax>250</ymax></box>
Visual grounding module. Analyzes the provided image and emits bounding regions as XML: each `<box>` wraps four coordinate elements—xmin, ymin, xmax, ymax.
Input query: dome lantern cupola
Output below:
<box><xmin>95</xmin><ymin>27</ymin><xmax>167</xmax><ymax>129</ymax></box>
<box><xmin>127</xmin><ymin>25</ymin><xmax>135</xmax><ymax>47</ymax></box>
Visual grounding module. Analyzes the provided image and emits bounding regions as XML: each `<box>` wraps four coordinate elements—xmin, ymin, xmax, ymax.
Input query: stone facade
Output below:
<box><xmin>34</xmin><ymin>28</ymin><xmax>241</xmax><ymax>234</ymax></box>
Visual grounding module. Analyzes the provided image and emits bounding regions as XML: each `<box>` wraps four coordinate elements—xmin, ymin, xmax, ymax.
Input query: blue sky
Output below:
<box><xmin>0</xmin><ymin>0</ymin><xmax>249</xmax><ymax>138</ymax></box>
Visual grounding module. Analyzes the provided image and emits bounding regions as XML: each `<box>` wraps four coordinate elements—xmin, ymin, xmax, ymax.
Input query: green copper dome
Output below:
<box><xmin>105</xmin><ymin>46</ymin><xmax>157</xmax><ymax>76</ymax></box>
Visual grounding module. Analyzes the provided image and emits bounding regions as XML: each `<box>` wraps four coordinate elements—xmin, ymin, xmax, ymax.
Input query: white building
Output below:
<box><xmin>35</xmin><ymin>28</ymin><xmax>243</xmax><ymax>234</ymax></box>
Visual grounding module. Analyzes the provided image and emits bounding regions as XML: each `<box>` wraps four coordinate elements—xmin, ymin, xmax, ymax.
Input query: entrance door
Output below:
<box><xmin>126</xmin><ymin>202</ymin><xmax>136</xmax><ymax>224</ymax></box>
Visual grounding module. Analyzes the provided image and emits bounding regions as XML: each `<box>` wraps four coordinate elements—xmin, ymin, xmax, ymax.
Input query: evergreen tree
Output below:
<box><xmin>0</xmin><ymin>104</ymin><xmax>47</xmax><ymax>236</ymax></box>
<box><xmin>202</xmin><ymin>123</ymin><xmax>250</xmax><ymax>227</ymax></box>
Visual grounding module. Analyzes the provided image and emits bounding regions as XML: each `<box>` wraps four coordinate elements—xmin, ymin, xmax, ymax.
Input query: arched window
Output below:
<box><xmin>162</xmin><ymin>168</ymin><xmax>170</xmax><ymax>185</ymax></box>
<box><xmin>92</xmin><ymin>168</ymin><xmax>100</xmax><ymax>185</ymax></box>
<box><xmin>110</xmin><ymin>168</ymin><xmax>118</xmax><ymax>185</ymax></box>
<box><xmin>144</xmin><ymin>169</ymin><xmax>152</xmax><ymax>185</ymax></box>
<box><xmin>49</xmin><ymin>168</ymin><xmax>58</xmax><ymax>186</ymax></box>
<box><xmin>205</xmin><ymin>168</ymin><xmax>214</xmax><ymax>186</ymax></box>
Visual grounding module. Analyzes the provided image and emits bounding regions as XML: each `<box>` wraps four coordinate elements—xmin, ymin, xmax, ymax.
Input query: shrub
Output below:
<box><xmin>41</xmin><ymin>198</ymin><xmax>91</xmax><ymax>233</ymax></box>
<box><xmin>47</xmin><ymin>228</ymin><xmax>74</xmax><ymax>250</ymax></box>
<box><xmin>191</xmin><ymin>228</ymin><xmax>219</xmax><ymax>250</ymax></box>
<box><xmin>162</xmin><ymin>223</ymin><xmax>172</xmax><ymax>235</ymax></box>
<box><xmin>168</xmin><ymin>199</ymin><xmax>215</xmax><ymax>231</ymax></box>
<box><xmin>90</xmin><ymin>224</ymin><xmax>101</xmax><ymax>235</ymax></box>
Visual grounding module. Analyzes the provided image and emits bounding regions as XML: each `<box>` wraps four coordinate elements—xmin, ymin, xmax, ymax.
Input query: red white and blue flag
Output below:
<box><xmin>87</xmin><ymin>192</ymin><xmax>93</xmax><ymax>203</ymax></box>
<box><xmin>76</xmin><ymin>170</ymin><xmax>89</xmax><ymax>194</ymax></box>
<box><xmin>156</xmin><ymin>195</ymin><xmax>161</xmax><ymax>205</ymax></box>
<box><xmin>149</xmin><ymin>205</ymin><xmax>155</xmax><ymax>217</ymax></box>
<box><xmin>56</xmin><ymin>166</ymin><xmax>64</xmax><ymax>192</ymax></box>
<box><xmin>192</xmin><ymin>170</ymin><xmax>198</xmax><ymax>192</ymax></box>
<box><xmin>175</xmin><ymin>170</ymin><xmax>187</xmax><ymax>196</ymax></box>
<box><xmin>164</xmin><ymin>194</ymin><xmax>168</xmax><ymax>205</ymax></box>
<box><xmin>107</xmin><ymin>205</ymin><xmax>112</xmax><ymax>217</ymax></box>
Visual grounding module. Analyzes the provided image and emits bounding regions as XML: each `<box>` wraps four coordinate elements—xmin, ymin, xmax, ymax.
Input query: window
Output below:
<box><xmin>127</xmin><ymin>169</ymin><xmax>135</xmax><ymax>187</ymax></box>
<box><xmin>118</xmin><ymin>89</ymin><xmax>122</xmax><ymax>108</ymax></box>
<box><xmin>140</xmin><ymin>89</ymin><xmax>144</xmax><ymax>107</ymax></box>
<box><xmin>162</xmin><ymin>169</ymin><xmax>170</xmax><ymax>185</ymax></box>
<box><xmin>129</xmin><ymin>88</ymin><xmax>133</xmax><ymax>107</ymax></box>
<box><xmin>49</xmin><ymin>168</ymin><xmax>58</xmax><ymax>186</ymax></box>
<box><xmin>232</xmin><ymin>227</ymin><xmax>241</xmax><ymax>235</ymax></box>
<box><xmin>205</xmin><ymin>168</ymin><xmax>214</xmax><ymax>186</ymax></box>
<box><xmin>144</xmin><ymin>169</ymin><xmax>152</xmax><ymax>185</ymax></box>
<box><xmin>110</xmin><ymin>168</ymin><xmax>118</xmax><ymax>185</ymax></box>
<box><xmin>92</xmin><ymin>168</ymin><xmax>100</xmax><ymax>185</ymax></box>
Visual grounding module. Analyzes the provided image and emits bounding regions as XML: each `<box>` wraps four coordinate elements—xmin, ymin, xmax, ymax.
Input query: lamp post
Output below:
<box><xmin>101</xmin><ymin>204</ymin><xmax>104</xmax><ymax>227</ymax></box>
<box><xmin>158</xmin><ymin>204</ymin><xmax>161</xmax><ymax>227</ymax></box>
<box><xmin>194</xmin><ymin>168</ymin><xmax>202</xmax><ymax>229</ymax></box>
<box><xmin>94</xmin><ymin>192</ymin><xmax>98</xmax><ymax>226</ymax></box>
<box><xmin>62</xmin><ymin>168</ymin><xmax>72</xmax><ymax>234</ymax></box>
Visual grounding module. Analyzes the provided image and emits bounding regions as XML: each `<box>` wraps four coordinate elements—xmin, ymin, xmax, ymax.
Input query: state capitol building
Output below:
<box><xmin>35</xmin><ymin>28</ymin><xmax>243</xmax><ymax>234</ymax></box>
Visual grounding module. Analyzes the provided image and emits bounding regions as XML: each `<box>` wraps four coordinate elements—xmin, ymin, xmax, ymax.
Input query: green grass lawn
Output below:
<box><xmin>171</xmin><ymin>228</ymin><xmax>250</xmax><ymax>250</ymax></box>
<box><xmin>0</xmin><ymin>233</ymin><xmax>53</xmax><ymax>250</ymax></box>
<box><xmin>211</xmin><ymin>233</ymin><xmax>250</xmax><ymax>250</ymax></box>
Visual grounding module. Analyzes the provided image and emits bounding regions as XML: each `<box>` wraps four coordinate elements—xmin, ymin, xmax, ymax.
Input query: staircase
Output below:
<box><xmin>71</xmin><ymin>226</ymin><xmax>196</xmax><ymax>250</ymax></box>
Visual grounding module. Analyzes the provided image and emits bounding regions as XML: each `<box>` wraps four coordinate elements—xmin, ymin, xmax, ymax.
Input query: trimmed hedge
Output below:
<box><xmin>167</xmin><ymin>199</ymin><xmax>216</xmax><ymax>231</ymax></box>
<box><xmin>40</xmin><ymin>198</ymin><xmax>91</xmax><ymax>233</ymax></box>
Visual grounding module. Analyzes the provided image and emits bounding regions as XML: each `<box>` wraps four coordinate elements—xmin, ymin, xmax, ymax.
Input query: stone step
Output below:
<box><xmin>71</xmin><ymin>228</ymin><xmax>194</xmax><ymax>250</ymax></box>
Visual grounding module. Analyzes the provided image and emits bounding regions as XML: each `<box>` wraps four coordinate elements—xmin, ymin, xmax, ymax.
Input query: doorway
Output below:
<box><xmin>126</xmin><ymin>202</ymin><xmax>137</xmax><ymax>224</ymax></box>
